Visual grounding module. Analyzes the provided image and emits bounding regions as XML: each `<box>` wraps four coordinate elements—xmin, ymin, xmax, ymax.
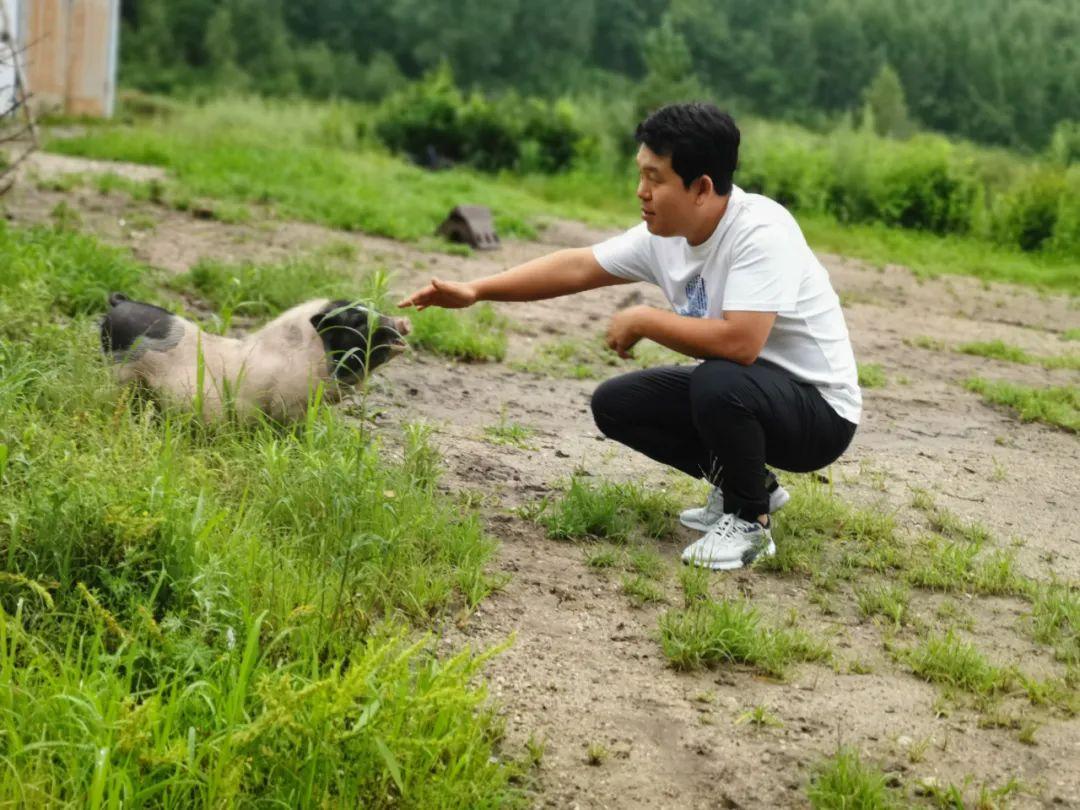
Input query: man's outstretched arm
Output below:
<box><xmin>397</xmin><ymin>247</ymin><xmax>632</xmax><ymax>310</ymax></box>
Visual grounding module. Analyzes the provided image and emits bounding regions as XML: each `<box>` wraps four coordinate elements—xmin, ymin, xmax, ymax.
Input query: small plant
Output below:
<box><xmin>1017</xmin><ymin>721</ymin><xmax>1039</xmax><ymax>745</ymax></box>
<box><xmin>483</xmin><ymin>412</ymin><xmax>536</xmax><ymax>449</ymax></box>
<box><xmin>855</xmin><ymin>583</ymin><xmax>910</xmax><ymax>626</ymax></box>
<box><xmin>627</xmin><ymin>548</ymin><xmax>666</xmax><ymax>580</ymax></box>
<box><xmin>524</xmin><ymin>734</ymin><xmax>546</xmax><ymax>768</ymax></box>
<box><xmin>906</xmin><ymin>334</ymin><xmax>947</xmax><ymax>351</ymax></box>
<box><xmin>906</xmin><ymin>736</ymin><xmax>931</xmax><ymax>764</ymax></box>
<box><xmin>678</xmin><ymin>565</ymin><xmax>710</xmax><ymax>607</ymax></box>
<box><xmin>1029</xmin><ymin>583</ymin><xmax>1079</xmax><ymax>665</ymax></box>
<box><xmin>585</xmin><ymin>742</ymin><xmax>607</xmax><ymax>766</ymax></box>
<box><xmin>584</xmin><ymin>546</ymin><xmax>621</xmax><ymax>569</ymax></box>
<box><xmin>806</xmin><ymin>747</ymin><xmax>899</xmax><ymax>809</ymax></box>
<box><xmin>857</xmin><ymin>363</ymin><xmax>887</xmax><ymax>388</ymax></box>
<box><xmin>621</xmin><ymin>574</ymin><xmax>666</xmax><ymax>607</ymax></box>
<box><xmin>735</xmin><ymin>704</ymin><xmax>783</xmax><ymax>728</ymax></box>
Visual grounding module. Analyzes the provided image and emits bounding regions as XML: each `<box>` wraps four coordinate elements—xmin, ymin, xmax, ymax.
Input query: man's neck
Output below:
<box><xmin>685</xmin><ymin>194</ymin><xmax>730</xmax><ymax>247</ymax></box>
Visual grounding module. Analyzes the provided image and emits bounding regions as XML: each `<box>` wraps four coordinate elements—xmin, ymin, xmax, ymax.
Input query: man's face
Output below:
<box><xmin>635</xmin><ymin>144</ymin><xmax>700</xmax><ymax>238</ymax></box>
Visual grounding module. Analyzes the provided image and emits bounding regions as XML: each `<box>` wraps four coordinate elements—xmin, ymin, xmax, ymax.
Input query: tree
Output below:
<box><xmin>862</xmin><ymin>63</ymin><xmax>911</xmax><ymax>139</ymax></box>
<box><xmin>635</xmin><ymin>13</ymin><xmax>705</xmax><ymax>122</ymax></box>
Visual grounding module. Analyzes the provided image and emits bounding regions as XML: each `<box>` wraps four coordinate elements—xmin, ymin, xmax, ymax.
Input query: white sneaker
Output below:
<box><xmin>681</xmin><ymin>514</ymin><xmax>775</xmax><ymax>571</ymax></box>
<box><xmin>679</xmin><ymin>483</ymin><xmax>790</xmax><ymax>532</ymax></box>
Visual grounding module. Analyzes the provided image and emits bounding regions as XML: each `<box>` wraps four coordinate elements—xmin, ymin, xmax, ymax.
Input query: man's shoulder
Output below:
<box><xmin>728</xmin><ymin>190</ymin><xmax>803</xmax><ymax>247</ymax></box>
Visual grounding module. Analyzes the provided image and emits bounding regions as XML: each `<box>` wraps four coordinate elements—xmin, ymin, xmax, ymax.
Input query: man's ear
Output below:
<box><xmin>693</xmin><ymin>174</ymin><xmax>715</xmax><ymax>204</ymax></box>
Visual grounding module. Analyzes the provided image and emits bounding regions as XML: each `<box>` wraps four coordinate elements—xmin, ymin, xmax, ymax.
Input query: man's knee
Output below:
<box><xmin>590</xmin><ymin>376</ymin><xmax>627</xmax><ymax>437</ymax></box>
<box><xmin>689</xmin><ymin>359</ymin><xmax>756</xmax><ymax>415</ymax></box>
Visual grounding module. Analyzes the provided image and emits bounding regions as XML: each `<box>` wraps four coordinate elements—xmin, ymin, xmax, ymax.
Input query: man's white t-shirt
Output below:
<box><xmin>592</xmin><ymin>184</ymin><xmax>862</xmax><ymax>424</ymax></box>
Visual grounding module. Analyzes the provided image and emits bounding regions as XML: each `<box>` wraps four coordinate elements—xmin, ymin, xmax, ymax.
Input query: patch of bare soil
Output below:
<box><xmin>5</xmin><ymin>167</ymin><xmax>1079</xmax><ymax>808</ymax></box>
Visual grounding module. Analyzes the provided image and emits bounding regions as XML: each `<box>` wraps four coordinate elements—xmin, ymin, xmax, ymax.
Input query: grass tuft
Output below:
<box><xmin>964</xmin><ymin>378</ymin><xmax>1079</xmax><ymax>432</ymax></box>
<box><xmin>806</xmin><ymin>746</ymin><xmax>899</xmax><ymax>809</ymax></box>
<box><xmin>408</xmin><ymin>304</ymin><xmax>509</xmax><ymax>362</ymax></box>
<box><xmin>857</xmin><ymin>363</ymin><xmax>887</xmax><ymax>388</ymax></box>
<box><xmin>957</xmin><ymin>339</ymin><xmax>1080</xmax><ymax>371</ymax></box>
<box><xmin>536</xmin><ymin>476</ymin><xmax>678</xmax><ymax>542</ymax></box>
<box><xmin>898</xmin><ymin>631</ymin><xmax>1012</xmax><ymax>698</ymax></box>
<box><xmin>658</xmin><ymin>598</ymin><xmax>830</xmax><ymax>678</ymax></box>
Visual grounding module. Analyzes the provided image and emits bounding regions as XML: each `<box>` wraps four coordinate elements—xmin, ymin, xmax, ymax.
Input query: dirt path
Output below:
<box><xmin>6</xmin><ymin>159</ymin><xmax>1079</xmax><ymax>808</ymax></box>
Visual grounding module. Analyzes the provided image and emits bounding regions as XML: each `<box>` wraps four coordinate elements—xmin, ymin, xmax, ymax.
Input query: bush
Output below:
<box><xmin>991</xmin><ymin>169</ymin><xmax>1066</xmax><ymax>252</ymax></box>
<box><xmin>1050</xmin><ymin>166</ymin><xmax>1080</xmax><ymax>256</ymax></box>
<box><xmin>374</xmin><ymin>68</ymin><xmax>582</xmax><ymax>174</ymax></box>
<box><xmin>374</xmin><ymin>65</ymin><xmax>466</xmax><ymax>164</ymax></box>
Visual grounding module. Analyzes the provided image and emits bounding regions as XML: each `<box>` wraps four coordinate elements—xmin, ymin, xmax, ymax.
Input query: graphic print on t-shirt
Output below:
<box><xmin>677</xmin><ymin>276</ymin><xmax>708</xmax><ymax>318</ymax></box>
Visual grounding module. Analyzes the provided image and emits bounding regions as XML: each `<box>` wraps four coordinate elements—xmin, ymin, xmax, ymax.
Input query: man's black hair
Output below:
<box><xmin>635</xmin><ymin>103</ymin><xmax>740</xmax><ymax>195</ymax></box>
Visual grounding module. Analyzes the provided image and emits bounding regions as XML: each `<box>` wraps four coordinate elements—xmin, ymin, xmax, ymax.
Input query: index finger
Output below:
<box><xmin>396</xmin><ymin>287</ymin><xmax>428</xmax><ymax>308</ymax></box>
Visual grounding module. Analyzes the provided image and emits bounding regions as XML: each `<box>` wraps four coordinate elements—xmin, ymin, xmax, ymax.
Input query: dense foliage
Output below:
<box><xmin>121</xmin><ymin>0</ymin><xmax>1079</xmax><ymax>151</ymax></box>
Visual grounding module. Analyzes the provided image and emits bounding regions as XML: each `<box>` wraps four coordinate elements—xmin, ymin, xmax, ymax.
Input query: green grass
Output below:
<box><xmin>620</xmin><ymin>574</ymin><xmax>666</xmax><ymax>607</ymax></box>
<box><xmin>855</xmin><ymin>583</ymin><xmax>911</xmax><ymax>627</ymax></box>
<box><xmin>408</xmin><ymin>304</ymin><xmax>509</xmax><ymax>362</ymax></box>
<box><xmin>1030</xmin><ymin>584</ymin><xmax>1079</xmax><ymax>665</ymax></box>
<box><xmin>857</xmin><ymin>363</ymin><xmax>887</xmax><ymax>389</ymax></box>
<box><xmin>511</xmin><ymin>336</ymin><xmax>619</xmax><ymax>379</ymax></box>
<box><xmin>898</xmin><ymin>631</ymin><xmax>1012</xmax><ymax>698</ymax></box>
<box><xmin>535</xmin><ymin>475</ymin><xmax>678</xmax><ymax>542</ymax></box>
<box><xmin>801</xmin><ymin>213</ymin><xmax>1080</xmax><ymax>294</ymax></box>
<box><xmin>45</xmin><ymin>98</ymin><xmax>633</xmax><ymax>243</ymax></box>
<box><xmin>0</xmin><ymin>223</ymin><xmax>523</xmax><ymax>805</ymax></box>
<box><xmin>657</xmin><ymin>598</ymin><xmax>830</xmax><ymax>678</ymax></box>
<box><xmin>957</xmin><ymin>339</ymin><xmax>1080</xmax><ymax>371</ymax></box>
<box><xmin>482</xmin><ymin>417</ymin><xmax>536</xmax><ymax>449</ymax></box>
<box><xmin>43</xmin><ymin>96</ymin><xmax>1079</xmax><ymax>294</ymax></box>
<box><xmin>904</xmin><ymin>536</ymin><xmax>1030</xmax><ymax>598</ymax></box>
<box><xmin>964</xmin><ymin>377</ymin><xmax>1079</xmax><ymax>432</ymax></box>
<box><xmin>735</xmin><ymin>704</ymin><xmax>784</xmax><ymax>728</ymax></box>
<box><xmin>171</xmin><ymin>255</ymin><xmax>358</xmax><ymax>319</ymax></box>
<box><xmin>806</xmin><ymin>746</ymin><xmax>900</xmax><ymax>810</ymax></box>
<box><xmin>512</xmin><ymin>336</ymin><xmax>688</xmax><ymax>380</ymax></box>
<box><xmin>910</xmin><ymin>490</ymin><xmax>992</xmax><ymax>545</ymax></box>
<box><xmin>905</xmin><ymin>335</ymin><xmax>947</xmax><ymax>351</ymax></box>
<box><xmin>172</xmin><ymin>254</ymin><xmax>510</xmax><ymax>362</ymax></box>
<box><xmin>759</xmin><ymin>475</ymin><xmax>902</xmax><ymax>576</ymax></box>
<box><xmin>0</xmin><ymin>221</ymin><xmax>152</xmax><ymax>319</ymax></box>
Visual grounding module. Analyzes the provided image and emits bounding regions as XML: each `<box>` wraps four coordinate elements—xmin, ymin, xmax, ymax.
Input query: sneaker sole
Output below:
<box><xmin>682</xmin><ymin>540</ymin><xmax>776</xmax><ymax>571</ymax></box>
<box><xmin>679</xmin><ymin>489</ymin><xmax>790</xmax><ymax>533</ymax></box>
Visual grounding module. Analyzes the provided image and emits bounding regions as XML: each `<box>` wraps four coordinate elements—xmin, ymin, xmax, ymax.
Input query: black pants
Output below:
<box><xmin>590</xmin><ymin>359</ymin><xmax>857</xmax><ymax>521</ymax></box>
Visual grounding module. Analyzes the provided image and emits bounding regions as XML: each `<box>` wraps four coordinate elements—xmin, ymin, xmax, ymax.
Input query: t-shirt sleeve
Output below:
<box><xmin>591</xmin><ymin>223</ymin><xmax>656</xmax><ymax>284</ymax></box>
<box><xmin>720</xmin><ymin>223</ymin><xmax>801</xmax><ymax>312</ymax></box>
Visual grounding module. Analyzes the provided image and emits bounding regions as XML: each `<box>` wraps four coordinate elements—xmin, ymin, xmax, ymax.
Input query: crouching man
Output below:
<box><xmin>399</xmin><ymin>102</ymin><xmax>861</xmax><ymax>570</ymax></box>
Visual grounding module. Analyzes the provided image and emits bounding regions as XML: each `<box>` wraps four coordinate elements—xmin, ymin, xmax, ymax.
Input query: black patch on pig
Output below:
<box><xmin>310</xmin><ymin>300</ymin><xmax>403</xmax><ymax>383</ymax></box>
<box><xmin>101</xmin><ymin>293</ymin><xmax>183</xmax><ymax>359</ymax></box>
